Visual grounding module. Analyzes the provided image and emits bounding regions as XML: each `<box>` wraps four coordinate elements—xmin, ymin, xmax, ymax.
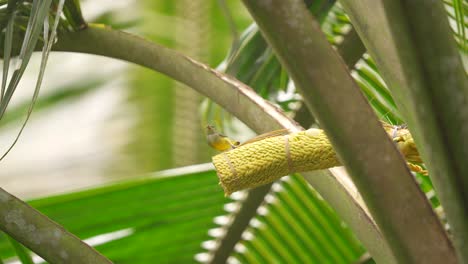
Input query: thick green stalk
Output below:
<box><xmin>63</xmin><ymin>0</ymin><xmax>87</xmax><ymax>30</ymax></box>
<box><xmin>53</xmin><ymin>26</ymin><xmax>292</xmax><ymax>132</ymax></box>
<box><xmin>52</xmin><ymin>25</ymin><xmax>394</xmax><ymax>262</ymax></box>
<box><xmin>340</xmin><ymin>0</ymin><xmax>467</xmax><ymax>262</ymax></box>
<box><xmin>241</xmin><ymin>0</ymin><xmax>455</xmax><ymax>263</ymax></box>
<box><xmin>336</xmin><ymin>26</ymin><xmax>366</xmax><ymax>69</ymax></box>
<box><xmin>0</xmin><ymin>188</ymin><xmax>111</xmax><ymax>263</ymax></box>
<box><xmin>295</xmin><ymin>25</ymin><xmax>366</xmax><ymax>127</ymax></box>
<box><xmin>302</xmin><ymin>168</ymin><xmax>395</xmax><ymax>263</ymax></box>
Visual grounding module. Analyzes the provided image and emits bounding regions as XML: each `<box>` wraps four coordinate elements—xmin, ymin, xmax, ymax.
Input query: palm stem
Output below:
<box><xmin>340</xmin><ymin>0</ymin><xmax>468</xmax><ymax>262</ymax></box>
<box><xmin>240</xmin><ymin>0</ymin><xmax>455</xmax><ymax>263</ymax></box>
<box><xmin>0</xmin><ymin>188</ymin><xmax>111</xmax><ymax>263</ymax></box>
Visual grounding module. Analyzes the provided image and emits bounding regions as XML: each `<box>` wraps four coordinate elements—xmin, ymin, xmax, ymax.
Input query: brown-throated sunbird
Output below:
<box><xmin>206</xmin><ymin>125</ymin><xmax>240</xmax><ymax>151</ymax></box>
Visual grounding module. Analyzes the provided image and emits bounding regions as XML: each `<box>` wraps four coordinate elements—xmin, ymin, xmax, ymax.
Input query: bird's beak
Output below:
<box><xmin>206</xmin><ymin>125</ymin><xmax>215</xmax><ymax>134</ymax></box>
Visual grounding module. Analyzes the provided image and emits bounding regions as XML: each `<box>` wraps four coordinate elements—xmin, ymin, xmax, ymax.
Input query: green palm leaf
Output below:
<box><xmin>212</xmin><ymin>176</ymin><xmax>365</xmax><ymax>263</ymax></box>
<box><xmin>0</xmin><ymin>165</ymin><xmax>226</xmax><ymax>263</ymax></box>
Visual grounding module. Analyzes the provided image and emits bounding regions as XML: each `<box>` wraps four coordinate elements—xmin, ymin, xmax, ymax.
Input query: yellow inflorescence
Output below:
<box><xmin>212</xmin><ymin>129</ymin><xmax>340</xmax><ymax>195</ymax></box>
<box><xmin>212</xmin><ymin>123</ymin><xmax>423</xmax><ymax>195</ymax></box>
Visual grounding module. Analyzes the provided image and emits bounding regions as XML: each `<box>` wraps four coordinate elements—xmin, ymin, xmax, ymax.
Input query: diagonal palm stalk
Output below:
<box><xmin>340</xmin><ymin>0</ymin><xmax>468</xmax><ymax>262</ymax></box>
<box><xmin>241</xmin><ymin>0</ymin><xmax>455</xmax><ymax>263</ymax></box>
<box><xmin>0</xmin><ymin>188</ymin><xmax>112</xmax><ymax>263</ymax></box>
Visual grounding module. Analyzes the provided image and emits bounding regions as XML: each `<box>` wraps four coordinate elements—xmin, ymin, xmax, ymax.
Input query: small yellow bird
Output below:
<box><xmin>206</xmin><ymin>125</ymin><xmax>240</xmax><ymax>151</ymax></box>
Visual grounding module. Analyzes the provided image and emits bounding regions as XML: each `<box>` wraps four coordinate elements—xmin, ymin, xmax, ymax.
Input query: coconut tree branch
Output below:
<box><xmin>340</xmin><ymin>0</ymin><xmax>468</xmax><ymax>262</ymax></box>
<box><xmin>295</xmin><ymin>25</ymin><xmax>366</xmax><ymax>127</ymax></box>
<box><xmin>241</xmin><ymin>0</ymin><xmax>455</xmax><ymax>263</ymax></box>
<box><xmin>0</xmin><ymin>188</ymin><xmax>112</xmax><ymax>263</ymax></box>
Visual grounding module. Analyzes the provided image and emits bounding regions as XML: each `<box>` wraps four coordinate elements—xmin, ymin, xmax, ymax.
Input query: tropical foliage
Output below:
<box><xmin>0</xmin><ymin>0</ymin><xmax>466</xmax><ymax>263</ymax></box>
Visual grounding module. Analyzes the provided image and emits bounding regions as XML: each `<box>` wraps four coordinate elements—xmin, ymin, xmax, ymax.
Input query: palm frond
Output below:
<box><xmin>444</xmin><ymin>0</ymin><xmax>467</xmax><ymax>52</ymax></box>
<box><xmin>0</xmin><ymin>165</ymin><xmax>226</xmax><ymax>263</ymax></box>
<box><xmin>203</xmin><ymin>176</ymin><xmax>365</xmax><ymax>264</ymax></box>
<box><xmin>6</xmin><ymin>235</ymin><xmax>34</xmax><ymax>264</ymax></box>
<box><xmin>0</xmin><ymin>0</ymin><xmax>66</xmax><ymax>161</ymax></box>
